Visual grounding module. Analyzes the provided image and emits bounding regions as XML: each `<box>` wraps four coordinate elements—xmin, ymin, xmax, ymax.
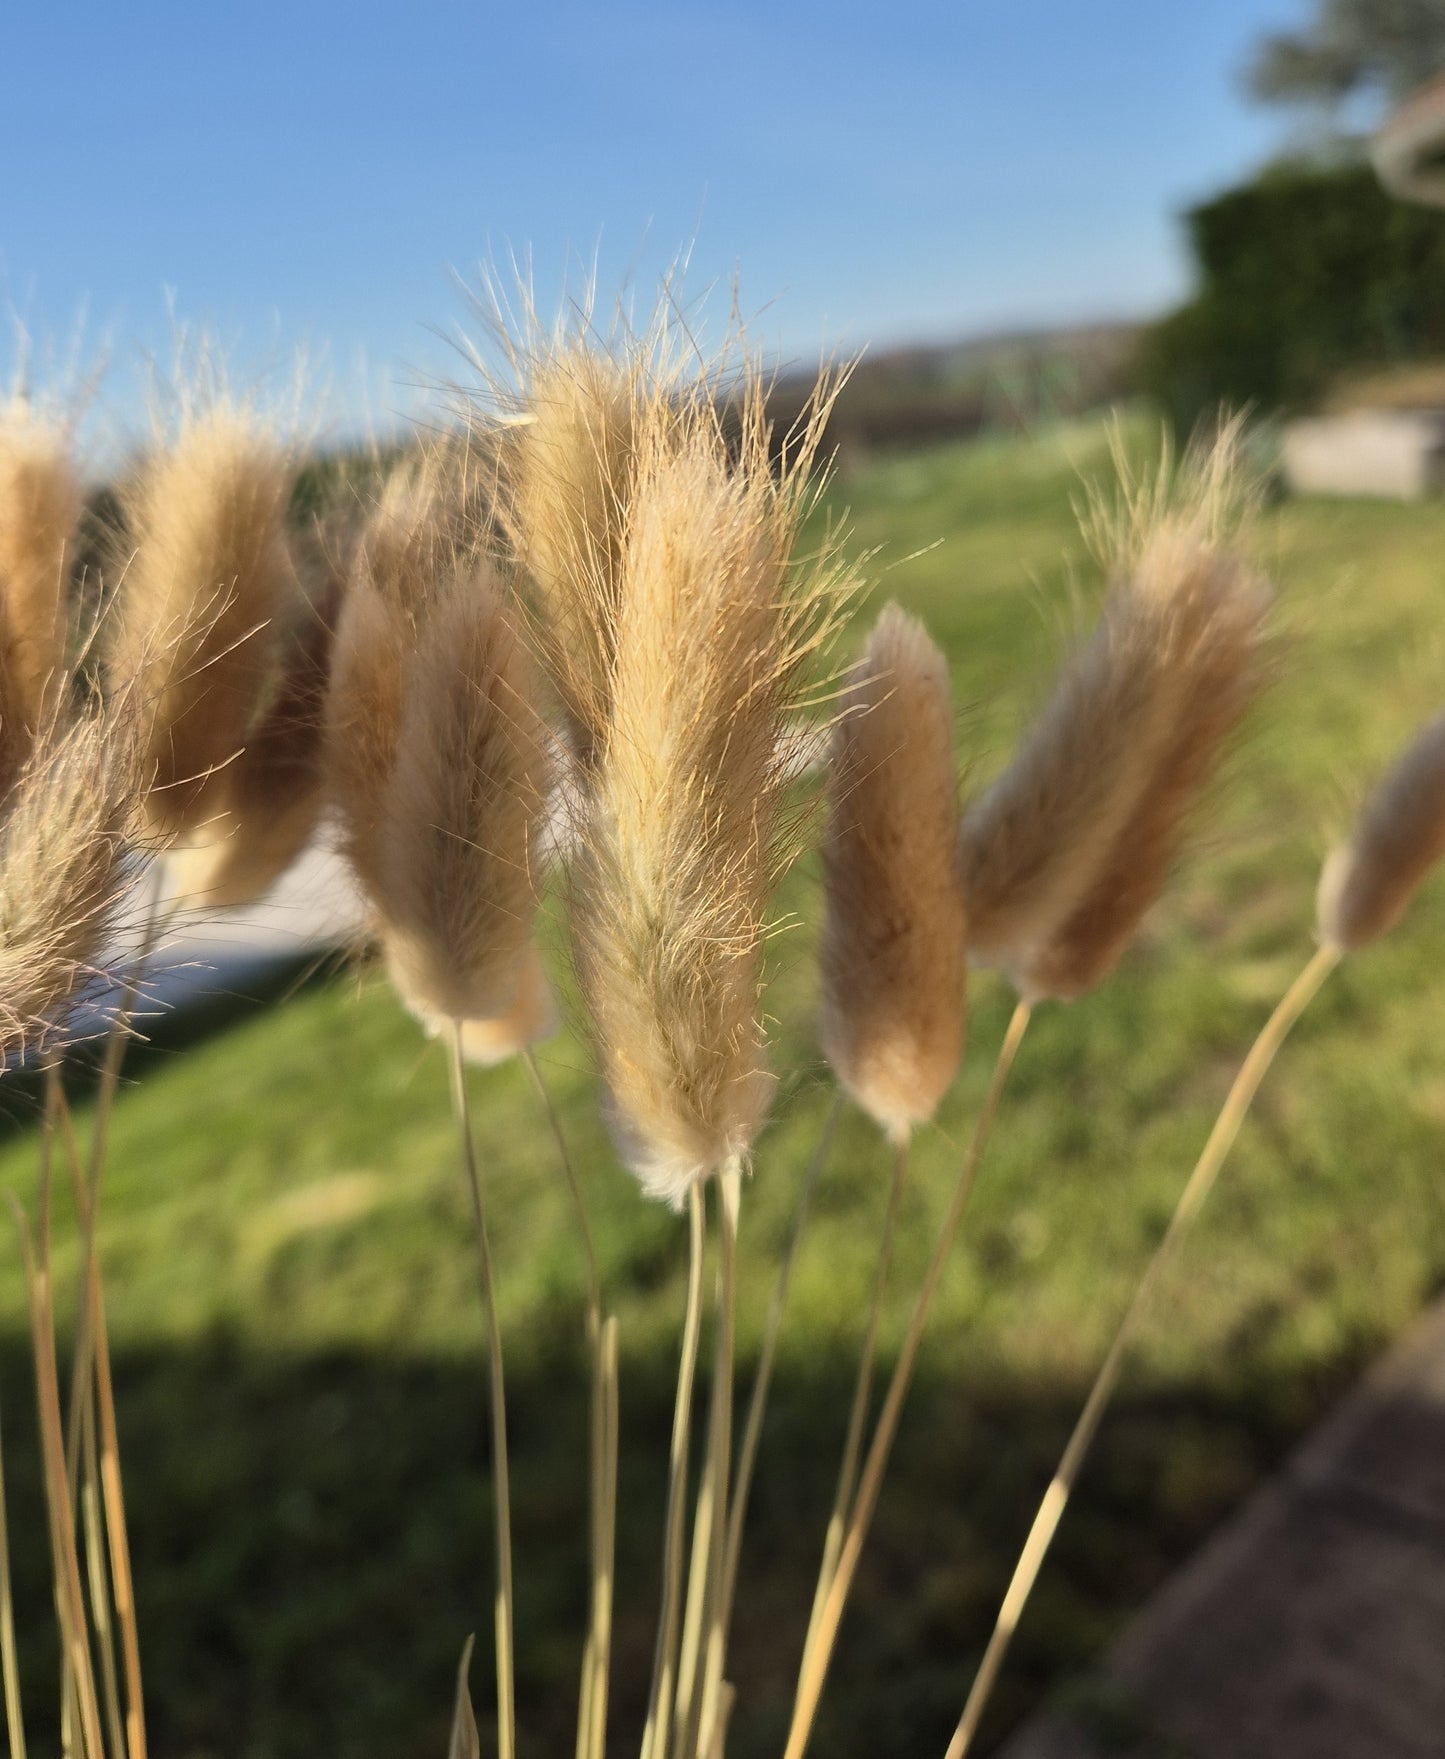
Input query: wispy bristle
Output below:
<box><xmin>0</xmin><ymin>693</ymin><xmax>143</xmax><ymax>1059</ymax></box>
<box><xmin>108</xmin><ymin>407</ymin><xmax>296</xmax><ymax>841</ymax></box>
<box><xmin>574</xmin><ymin>370</ymin><xmax>851</xmax><ymax>1204</ymax></box>
<box><xmin>820</xmin><ymin>604</ymin><xmax>966</xmax><ymax>1138</ymax></box>
<box><xmin>960</xmin><ymin>422</ymin><xmax>1265</xmax><ymax>995</ymax></box>
<box><xmin>373</xmin><ymin>563</ymin><xmax>549</xmax><ymax>1024</ymax></box>
<box><xmin>1318</xmin><ymin>710</ymin><xmax>1445</xmax><ymax>951</ymax></box>
<box><xmin>0</xmin><ymin>401</ymin><xmax>81</xmax><ymax>777</ymax></box>
<box><xmin>500</xmin><ymin>351</ymin><xmax>641</xmax><ymax>764</ymax></box>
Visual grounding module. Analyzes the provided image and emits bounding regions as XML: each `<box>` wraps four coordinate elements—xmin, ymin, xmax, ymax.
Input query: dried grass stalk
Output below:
<box><xmin>0</xmin><ymin>402</ymin><xmax>80</xmax><ymax>768</ymax></box>
<box><xmin>108</xmin><ymin>408</ymin><xmax>296</xmax><ymax>840</ymax></box>
<box><xmin>0</xmin><ymin>694</ymin><xmax>142</xmax><ymax>1060</ymax></box>
<box><xmin>574</xmin><ymin>376</ymin><xmax>848</xmax><ymax>1204</ymax></box>
<box><xmin>820</xmin><ymin>604</ymin><xmax>966</xmax><ymax>1137</ymax></box>
<box><xmin>1318</xmin><ymin>708</ymin><xmax>1445</xmax><ymax>950</ymax></box>
<box><xmin>961</xmin><ymin>422</ymin><xmax>1266</xmax><ymax>996</ymax></box>
<box><xmin>373</xmin><ymin>563</ymin><xmax>549</xmax><ymax>1024</ymax></box>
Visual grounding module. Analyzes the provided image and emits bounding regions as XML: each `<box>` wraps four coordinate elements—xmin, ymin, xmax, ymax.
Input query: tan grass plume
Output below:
<box><xmin>960</xmin><ymin>421</ymin><xmax>1266</xmax><ymax>996</ymax></box>
<box><xmin>322</xmin><ymin>457</ymin><xmax>459</xmax><ymax>896</ymax></box>
<box><xmin>166</xmin><ymin>565</ymin><xmax>342</xmax><ymax>908</ymax></box>
<box><xmin>370</xmin><ymin>559</ymin><xmax>550</xmax><ymax>1025</ymax></box>
<box><xmin>1318</xmin><ymin>709</ymin><xmax>1445</xmax><ymax>951</ymax></box>
<box><xmin>574</xmin><ymin>373</ymin><xmax>849</xmax><ymax>1204</ymax></box>
<box><xmin>0</xmin><ymin>690</ymin><xmax>143</xmax><ymax>1059</ymax></box>
<box><xmin>820</xmin><ymin>603</ymin><xmax>966</xmax><ymax>1138</ymax></box>
<box><xmin>498</xmin><ymin>347</ymin><xmax>642</xmax><ymax>765</ymax></box>
<box><xmin>108</xmin><ymin>406</ymin><xmax>296</xmax><ymax>841</ymax></box>
<box><xmin>455</xmin><ymin>943</ymin><xmax>560</xmax><ymax>1065</ymax></box>
<box><xmin>0</xmin><ymin>400</ymin><xmax>82</xmax><ymax>776</ymax></box>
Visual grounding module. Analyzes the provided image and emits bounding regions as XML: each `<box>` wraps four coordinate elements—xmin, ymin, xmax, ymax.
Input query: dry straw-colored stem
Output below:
<box><xmin>945</xmin><ymin>942</ymin><xmax>1340</xmax><ymax>1758</ymax></box>
<box><xmin>721</xmin><ymin>1090</ymin><xmax>844</xmax><ymax>1633</ymax></box>
<box><xmin>797</xmin><ymin>1131</ymin><xmax>909</xmax><ymax>1684</ymax></box>
<box><xmin>447</xmin><ymin>1023</ymin><xmax>516</xmax><ymax>1759</ymax></box>
<box><xmin>519</xmin><ymin>1048</ymin><xmax>616</xmax><ymax>1759</ymax></box>
<box><xmin>0</xmin><ymin>1379</ymin><xmax>25</xmax><ymax>1759</ymax></box>
<box><xmin>784</xmin><ymin>1000</ymin><xmax>1033</xmax><ymax>1759</ymax></box>
<box><xmin>641</xmin><ymin>1188</ymin><xmax>707</xmax><ymax>1759</ymax></box>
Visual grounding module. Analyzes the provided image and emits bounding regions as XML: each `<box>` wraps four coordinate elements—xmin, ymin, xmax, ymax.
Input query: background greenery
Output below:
<box><xmin>5</xmin><ymin>415</ymin><xmax>1445</xmax><ymax>1758</ymax></box>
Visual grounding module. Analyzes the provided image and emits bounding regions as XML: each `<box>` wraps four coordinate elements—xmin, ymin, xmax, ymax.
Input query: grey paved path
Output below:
<box><xmin>1002</xmin><ymin>1297</ymin><xmax>1445</xmax><ymax>1759</ymax></box>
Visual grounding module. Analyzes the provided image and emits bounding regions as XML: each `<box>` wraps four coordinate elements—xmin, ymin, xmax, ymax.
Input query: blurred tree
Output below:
<box><xmin>1246</xmin><ymin>0</ymin><xmax>1445</xmax><ymax>119</ymax></box>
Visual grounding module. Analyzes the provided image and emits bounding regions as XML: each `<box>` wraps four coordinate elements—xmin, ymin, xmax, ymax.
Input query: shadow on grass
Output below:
<box><xmin>0</xmin><ymin>1328</ymin><xmax>1377</xmax><ymax>1759</ymax></box>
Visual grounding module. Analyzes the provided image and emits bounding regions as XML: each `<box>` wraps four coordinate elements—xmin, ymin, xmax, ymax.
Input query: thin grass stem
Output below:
<box><xmin>945</xmin><ymin>943</ymin><xmax>1340</xmax><ymax>1759</ymax></box>
<box><xmin>521</xmin><ymin>1048</ymin><xmax>613</xmax><ymax>1759</ymax></box>
<box><xmin>447</xmin><ymin>1022</ymin><xmax>516</xmax><ymax>1759</ymax></box>
<box><xmin>588</xmin><ymin>1315</ymin><xmax>619</xmax><ymax>1759</ymax></box>
<box><xmin>0</xmin><ymin>1391</ymin><xmax>27</xmax><ymax>1759</ymax></box>
<box><xmin>640</xmin><ymin>1187</ymin><xmax>707</xmax><ymax>1759</ymax></box>
<box><xmin>721</xmin><ymin>1091</ymin><xmax>843</xmax><ymax>1627</ymax></box>
<box><xmin>78</xmin><ymin>1406</ymin><xmax>125</xmax><ymax>1759</ymax></box>
<box><xmin>783</xmin><ymin>1000</ymin><xmax>1033</xmax><ymax>1759</ymax></box>
<box><xmin>797</xmin><ymin>1130</ymin><xmax>909</xmax><ymax>1683</ymax></box>
<box><xmin>694</xmin><ymin>1167</ymin><xmax>741</xmax><ymax>1759</ymax></box>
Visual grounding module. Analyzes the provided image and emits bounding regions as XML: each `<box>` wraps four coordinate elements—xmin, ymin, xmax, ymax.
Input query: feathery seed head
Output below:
<box><xmin>961</xmin><ymin>423</ymin><xmax>1268</xmax><ymax>998</ymax></box>
<box><xmin>108</xmin><ymin>406</ymin><xmax>297</xmax><ymax>841</ymax></box>
<box><xmin>1318</xmin><ymin>709</ymin><xmax>1445</xmax><ymax>951</ymax></box>
<box><xmin>0</xmin><ymin>400</ymin><xmax>82</xmax><ymax>764</ymax></box>
<box><xmin>372</xmin><ymin>562</ymin><xmax>550</xmax><ymax>1025</ymax></box>
<box><xmin>820</xmin><ymin>604</ymin><xmax>966</xmax><ymax>1139</ymax></box>
<box><xmin>0</xmin><ymin>688</ymin><xmax>145</xmax><ymax>1060</ymax></box>
<box><xmin>574</xmin><ymin>371</ymin><xmax>851</xmax><ymax>1204</ymax></box>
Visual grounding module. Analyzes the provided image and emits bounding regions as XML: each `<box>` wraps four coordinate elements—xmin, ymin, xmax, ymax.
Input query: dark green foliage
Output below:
<box><xmin>1137</xmin><ymin>159</ymin><xmax>1445</xmax><ymax>433</ymax></box>
<box><xmin>1245</xmin><ymin>0</ymin><xmax>1445</xmax><ymax>117</ymax></box>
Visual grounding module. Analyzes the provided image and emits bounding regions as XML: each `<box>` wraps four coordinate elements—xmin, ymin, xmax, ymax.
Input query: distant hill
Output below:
<box><xmin>764</xmin><ymin>320</ymin><xmax>1143</xmax><ymax>459</ymax></box>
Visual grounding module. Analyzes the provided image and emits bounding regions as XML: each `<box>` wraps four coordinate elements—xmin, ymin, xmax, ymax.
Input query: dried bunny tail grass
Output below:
<box><xmin>107</xmin><ymin>404</ymin><xmax>297</xmax><ymax>841</ymax></box>
<box><xmin>575</xmin><ymin>379</ymin><xmax>852</xmax><ymax>1205</ymax></box>
<box><xmin>0</xmin><ymin>400</ymin><xmax>81</xmax><ymax>744</ymax></box>
<box><xmin>322</xmin><ymin>456</ymin><xmax>460</xmax><ymax>894</ymax></box>
<box><xmin>960</xmin><ymin>420</ymin><xmax>1258</xmax><ymax>984</ymax></box>
<box><xmin>0</xmin><ymin>691</ymin><xmax>144</xmax><ymax>1059</ymax></box>
<box><xmin>498</xmin><ymin>348</ymin><xmax>645</xmax><ymax>762</ymax></box>
<box><xmin>1318</xmin><ymin>710</ymin><xmax>1445</xmax><ymax>951</ymax></box>
<box><xmin>454</xmin><ymin>943</ymin><xmax>560</xmax><ymax>1066</ymax></box>
<box><xmin>820</xmin><ymin>604</ymin><xmax>966</xmax><ymax>1138</ymax></box>
<box><xmin>1023</xmin><ymin>548</ymin><xmax>1270</xmax><ymax>1000</ymax></box>
<box><xmin>374</xmin><ymin>562</ymin><xmax>550</xmax><ymax>1025</ymax></box>
<box><xmin>166</xmin><ymin>566</ymin><xmax>343</xmax><ymax>909</ymax></box>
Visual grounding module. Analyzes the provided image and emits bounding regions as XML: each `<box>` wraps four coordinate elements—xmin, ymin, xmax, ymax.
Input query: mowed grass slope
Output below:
<box><xmin>4</xmin><ymin>416</ymin><xmax>1445</xmax><ymax>1758</ymax></box>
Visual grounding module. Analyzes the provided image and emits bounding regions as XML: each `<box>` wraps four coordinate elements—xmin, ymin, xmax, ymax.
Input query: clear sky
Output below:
<box><xmin>1</xmin><ymin>0</ymin><xmax>1307</xmax><ymax>442</ymax></box>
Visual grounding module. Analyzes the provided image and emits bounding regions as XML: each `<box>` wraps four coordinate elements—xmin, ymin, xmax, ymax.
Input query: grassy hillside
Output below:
<box><xmin>5</xmin><ymin>417</ymin><xmax>1445</xmax><ymax>1758</ymax></box>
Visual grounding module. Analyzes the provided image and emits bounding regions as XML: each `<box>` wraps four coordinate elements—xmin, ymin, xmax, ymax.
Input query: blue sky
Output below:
<box><xmin>2</xmin><ymin>0</ymin><xmax>1307</xmax><ymax>441</ymax></box>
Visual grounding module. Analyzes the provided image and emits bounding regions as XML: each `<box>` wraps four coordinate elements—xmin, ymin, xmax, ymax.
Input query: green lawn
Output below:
<box><xmin>6</xmin><ymin>415</ymin><xmax>1445</xmax><ymax>1759</ymax></box>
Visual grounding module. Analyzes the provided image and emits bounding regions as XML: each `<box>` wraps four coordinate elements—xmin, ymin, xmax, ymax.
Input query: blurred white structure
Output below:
<box><xmin>1280</xmin><ymin>409</ymin><xmax>1445</xmax><ymax>500</ymax></box>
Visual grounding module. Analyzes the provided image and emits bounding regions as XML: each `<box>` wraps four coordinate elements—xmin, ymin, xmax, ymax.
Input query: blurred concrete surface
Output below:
<box><xmin>1001</xmin><ymin>1296</ymin><xmax>1445</xmax><ymax>1759</ymax></box>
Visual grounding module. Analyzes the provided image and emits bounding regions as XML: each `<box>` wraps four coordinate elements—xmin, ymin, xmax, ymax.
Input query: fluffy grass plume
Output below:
<box><xmin>574</xmin><ymin>372</ymin><xmax>848</xmax><ymax>1204</ymax></box>
<box><xmin>167</xmin><ymin>572</ymin><xmax>342</xmax><ymax>908</ymax></box>
<box><xmin>372</xmin><ymin>558</ymin><xmax>549</xmax><ymax>1025</ymax></box>
<box><xmin>1318</xmin><ymin>709</ymin><xmax>1445</xmax><ymax>950</ymax></box>
<box><xmin>323</xmin><ymin>458</ymin><xmax>459</xmax><ymax>896</ymax></box>
<box><xmin>960</xmin><ymin>423</ymin><xmax>1263</xmax><ymax>994</ymax></box>
<box><xmin>819</xmin><ymin>603</ymin><xmax>966</xmax><ymax>1138</ymax></box>
<box><xmin>499</xmin><ymin>348</ymin><xmax>641</xmax><ymax>764</ymax></box>
<box><xmin>0</xmin><ymin>691</ymin><xmax>142</xmax><ymax>1057</ymax></box>
<box><xmin>457</xmin><ymin>943</ymin><xmax>560</xmax><ymax>1065</ymax></box>
<box><xmin>0</xmin><ymin>400</ymin><xmax>81</xmax><ymax>773</ymax></box>
<box><xmin>1021</xmin><ymin>436</ymin><xmax>1269</xmax><ymax>999</ymax></box>
<box><xmin>108</xmin><ymin>406</ymin><xmax>296</xmax><ymax>840</ymax></box>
